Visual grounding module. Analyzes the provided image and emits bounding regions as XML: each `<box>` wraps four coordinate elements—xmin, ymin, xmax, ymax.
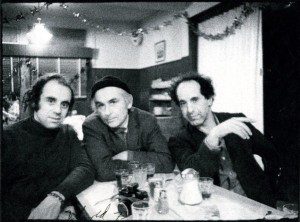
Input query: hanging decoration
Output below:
<box><xmin>4</xmin><ymin>2</ymin><xmax>188</xmax><ymax>38</ymax></box>
<box><xmin>3</xmin><ymin>2</ymin><xmax>48</xmax><ymax>24</ymax></box>
<box><xmin>4</xmin><ymin>2</ymin><xmax>288</xmax><ymax>41</ymax></box>
<box><xmin>62</xmin><ymin>3</ymin><xmax>187</xmax><ymax>37</ymax></box>
<box><xmin>191</xmin><ymin>3</ymin><xmax>257</xmax><ymax>40</ymax></box>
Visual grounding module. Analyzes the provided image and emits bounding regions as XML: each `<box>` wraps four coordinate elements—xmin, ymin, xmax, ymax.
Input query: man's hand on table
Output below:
<box><xmin>28</xmin><ymin>192</ymin><xmax>64</xmax><ymax>219</ymax></box>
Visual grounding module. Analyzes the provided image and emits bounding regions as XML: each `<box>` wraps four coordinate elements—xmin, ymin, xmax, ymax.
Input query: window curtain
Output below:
<box><xmin>197</xmin><ymin>7</ymin><xmax>264</xmax><ymax>132</ymax></box>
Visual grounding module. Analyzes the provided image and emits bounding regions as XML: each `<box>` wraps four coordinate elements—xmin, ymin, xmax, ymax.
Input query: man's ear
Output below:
<box><xmin>91</xmin><ymin>100</ymin><xmax>96</xmax><ymax>112</ymax></box>
<box><xmin>126</xmin><ymin>94</ymin><xmax>133</xmax><ymax>109</ymax></box>
<box><xmin>208</xmin><ymin>97</ymin><xmax>214</xmax><ymax>107</ymax></box>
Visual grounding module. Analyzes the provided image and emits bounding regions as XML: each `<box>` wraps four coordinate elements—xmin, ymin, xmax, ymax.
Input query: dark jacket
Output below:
<box><xmin>83</xmin><ymin>107</ymin><xmax>174</xmax><ymax>181</ymax></box>
<box><xmin>168</xmin><ymin>112</ymin><xmax>280</xmax><ymax>207</ymax></box>
<box><xmin>1</xmin><ymin>117</ymin><xmax>95</xmax><ymax>221</ymax></box>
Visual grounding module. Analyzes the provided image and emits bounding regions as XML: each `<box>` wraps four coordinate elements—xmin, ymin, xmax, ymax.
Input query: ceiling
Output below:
<box><xmin>2</xmin><ymin>2</ymin><xmax>195</xmax><ymax>30</ymax></box>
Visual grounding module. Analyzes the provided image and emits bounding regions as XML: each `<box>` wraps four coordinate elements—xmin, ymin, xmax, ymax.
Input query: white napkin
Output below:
<box><xmin>80</xmin><ymin>181</ymin><xmax>118</xmax><ymax>206</ymax></box>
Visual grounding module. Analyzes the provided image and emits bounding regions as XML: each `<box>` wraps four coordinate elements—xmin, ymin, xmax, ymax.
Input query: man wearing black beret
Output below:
<box><xmin>83</xmin><ymin>76</ymin><xmax>174</xmax><ymax>181</ymax></box>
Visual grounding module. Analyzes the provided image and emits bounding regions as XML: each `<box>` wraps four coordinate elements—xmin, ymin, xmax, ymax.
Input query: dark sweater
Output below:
<box><xmin>1</xmin><ymin>117</ymin><xmax>95</xmax><ymax>221</ymax></box>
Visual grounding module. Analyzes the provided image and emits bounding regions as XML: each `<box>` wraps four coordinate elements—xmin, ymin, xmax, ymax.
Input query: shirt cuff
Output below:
<box><xmin>127</xmin><ymin>150</ymin><xmax>134</xmax><ymax>161</ymax></box>
<box><xmin>204</xmin><ymin>137</ymin><xmax>222</xmax><ymax>151</ymax></box>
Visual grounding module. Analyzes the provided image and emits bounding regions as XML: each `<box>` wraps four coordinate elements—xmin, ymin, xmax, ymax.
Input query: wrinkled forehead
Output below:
<box><xmin>93</xmin><ymin>86</ymin><xmax>128</xmax><ymax>102</ymax></box>
<box><xmin>176</xmin><ymin>80</ymin><xmax>202</xmax><ymax>99</ymax></box>
<box><xmin>41</xmin><ymin>80</ymin><xmax>72</xmax><ymax>101</ymax></box>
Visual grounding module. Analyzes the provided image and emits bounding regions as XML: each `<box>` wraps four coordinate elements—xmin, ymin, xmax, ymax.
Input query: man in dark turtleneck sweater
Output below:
<box><xmin>1</xmin><ymin>75</ymin><xmax>95</xmax><ymax>220</ymax></box>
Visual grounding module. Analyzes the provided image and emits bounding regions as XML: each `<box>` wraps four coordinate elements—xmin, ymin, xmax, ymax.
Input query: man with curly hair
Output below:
<box><xmin>168</xmin><ymin>73</ymin><xmax>281</xmax><ymax>207</ymax></box>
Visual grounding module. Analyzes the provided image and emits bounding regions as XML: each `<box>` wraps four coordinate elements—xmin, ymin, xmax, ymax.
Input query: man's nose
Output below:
<box><xmin>53</xmin><ymin>104</ymin><xmax>62</xmax><ymax>114</ymax></box>
<box><xmin>186</xmin><ymin>102</ymin><xmax>194</xmax><ymax>114</ymax></box>
<box><xmin>102</xmin><ymin>105</ymin><xmax>112</xmax><ymax>116</ymax></box>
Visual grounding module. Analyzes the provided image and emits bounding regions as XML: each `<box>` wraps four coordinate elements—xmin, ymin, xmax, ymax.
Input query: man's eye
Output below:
<box><xmin>47</xmin><ymin>98</ymin><xmax>55</xmax><ymax>103</ymax></box>
<box><xmin>96</xmin><ymin>103</ymin><xmax>104</xmax><ymax>108</ymax></box>
<box><xmin>110</xmin><ymin>100</ymin><xmax>117</xmax><ymax>104</ymax></box>
<box><xmin>191</xmin><ymin>97</ymin><xmax>199</xmax><ymax>103</ymax></box>
<box><xmin>179</xmin><ymin>101</ymin><xmax>186</xmax><ymax>106</ymax></box>
<box><xmin>61</xmin><ymin>102</ymin><xmax>69</xmax><ymax>109</ymax></box>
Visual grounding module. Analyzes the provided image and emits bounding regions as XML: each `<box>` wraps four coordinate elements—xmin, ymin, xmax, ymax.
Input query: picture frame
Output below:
<box><xmin>155</xmin><ymin>40</ymin><xmax>166</xmax><ymax>63</ymax></box>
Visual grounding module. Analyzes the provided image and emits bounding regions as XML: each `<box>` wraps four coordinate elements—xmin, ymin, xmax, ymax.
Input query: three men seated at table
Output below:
<box><xmin>168</xmin><ymin>73</ymin><xmax>280</xmax><ymax>207</ymax></box>
<box><xmin>2</xmin><ymin>73</ymin><xmax>280</xmax><ymax>221</ymax></box>
<box><xmin>83</xmin><ymin>76</ymin><xmax>174</xmax><ymax>181</ymax></box>
<box><xmin>2</xmin><ymin>75</ymin><xmax>95</xmax><ymax>220</ymax></box>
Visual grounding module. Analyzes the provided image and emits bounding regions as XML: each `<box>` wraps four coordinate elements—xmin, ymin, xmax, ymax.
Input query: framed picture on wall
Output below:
<box><xmin>155</xmin><ymin>40</ymin><xmax>166</xmax><ymax>63</ymax></box>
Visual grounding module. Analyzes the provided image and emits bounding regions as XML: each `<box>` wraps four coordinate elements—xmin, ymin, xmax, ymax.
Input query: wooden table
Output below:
<box><xmin>76</xmin><ymin>173</ymin><xmax>286</xmax><ymax>220</ymax></box>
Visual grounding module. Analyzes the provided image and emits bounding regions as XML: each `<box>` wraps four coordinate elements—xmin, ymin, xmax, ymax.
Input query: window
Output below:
<box><xmin>2</xmin><ymin>57</ymin><xmax>87</xmax><ymax>98</ymax></box>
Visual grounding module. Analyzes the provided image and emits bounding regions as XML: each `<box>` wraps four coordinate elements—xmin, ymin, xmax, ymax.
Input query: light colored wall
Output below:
<box><xmin>85</xmin><ymin>13</ymin><xmax>190</xmax><ymax>69</ymax></box>
<box><xmin>138</xmin><ymin>12</ymin><xmax>189</xmax><ymax>68</ymax></box>
<box><xmin>2</xmin><ymin>27</ymin><xmax>29</xmax><ymax>44</ymax></box>
<box><xmin>187</xmin><ymin>2</ymin><xmax>219</xmax><ymax>17</ymax></box>
<box><xmin>85</xmin><ymin>31</ymin><xmax>139</xmax><ymax>69</ymax></box>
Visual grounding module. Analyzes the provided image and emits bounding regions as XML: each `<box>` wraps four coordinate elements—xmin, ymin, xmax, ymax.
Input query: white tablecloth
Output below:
<box><xmin>76</xmin><ymin>173</ymin><xmax>286</xmax><ymax>220</ymax></box>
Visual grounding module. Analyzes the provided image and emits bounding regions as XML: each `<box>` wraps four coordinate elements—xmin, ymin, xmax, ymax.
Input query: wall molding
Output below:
<box><xmin>3</xmin><ymin>43</ymin><xmax>96</xmax><ymax>58</ymax></box>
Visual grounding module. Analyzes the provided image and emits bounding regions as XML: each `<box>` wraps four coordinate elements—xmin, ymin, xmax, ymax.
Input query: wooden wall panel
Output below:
<box><xmin>139</xmin><ymin>56</ymin><xmax>196</xmax><ymax>112</ymax></box>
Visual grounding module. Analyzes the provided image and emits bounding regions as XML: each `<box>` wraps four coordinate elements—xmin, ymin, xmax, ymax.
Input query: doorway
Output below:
<box><xmin>262</xmin><ymin>2</ymin><xmax>299</xmax><ymax>203</ymax></box>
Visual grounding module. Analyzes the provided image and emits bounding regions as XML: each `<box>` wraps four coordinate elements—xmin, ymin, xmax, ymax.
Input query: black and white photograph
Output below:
<box><xmin>155</xmin><ymin>40</ymin><xmax>166</xmax><ymax>63</ymax></box>
<box><xmin>1</xmin><ymin>1</ymin><xmax>299</xmax><ymax>221</ymax></box>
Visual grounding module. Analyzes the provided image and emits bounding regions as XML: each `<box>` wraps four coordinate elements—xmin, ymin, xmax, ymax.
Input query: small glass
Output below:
<box><xmin>143</xmin><ymin>163</ymin><xmax>155</xmax><ymax>179</ymax></box>
<box><xmin>283</xmin><ymin>203</ymin><xmax>298</xmax><ymax>219</ymax></box>
<box><xmin>131</xmin><ymin>200</ymin><xmax>150</xmax><ymax>220</ymax></box>
<box><xmin>128</xmin><ymin>161</ymin><xmax>140</xmax><ymax>174</ymax></box>
<box><xmin>199</xmin><ymin>177</ymin><xmax>213</xmax><ymax>200</ymax></box>
<box><xmin>133</xmin><ymin>166</ymin><xmax>147</xmax><ymax>189</ymax></box>
<box><xmin>148</xmin><ymin>177</ymin><xmax>163</xmax><ymax>200</ymax></box>
<box><xmin>156</xmin><ymin>189</ymin><xmax>169</xmax><ymax>214</ymax></box>
<box><xmin>115</xmin><ymin>169</ymin><xmax>131</xmax><ymax>190</ymax></box>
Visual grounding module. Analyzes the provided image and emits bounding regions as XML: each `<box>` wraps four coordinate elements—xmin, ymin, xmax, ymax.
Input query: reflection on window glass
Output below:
<box><xmin>12</xmin><ymin>58</ymin><xmax>20</xmax><ymax>96</ymax></box>
<box><xmin>39</xmin><ymin>58</ymin><xmax>58</xmax><ymax>76</ymax></box>
<box><xmin>81</xmin><ymin>59</ymin><xmax>87</xmax><ymax>97</ymax></box>
<box><xmin>60</xmin><ymin>58</ymin><xmax>79</xmax><ymax>96</ymax></box>
<box><xmin>2</xmin><ymin>57</ymin><xmax>87</xmax><ymax>99</ymax></box>
<box><xmin>2</xmin><ymin>57</ymin><xmax>12</xmax><ymax>95</ymax></box>
<box><xmin>29</xmin><ymin>58</ymin><xmax>38</xmax><ymax>85</ymax></box>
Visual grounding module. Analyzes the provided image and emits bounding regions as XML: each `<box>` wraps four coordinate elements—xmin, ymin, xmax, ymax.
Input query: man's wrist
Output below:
<box><xmin>205</xmin><ymin>133</ymin><xmax>222</xmax><ymax>151</ymax></box>
<box><xmin>48</xmin><ymin>191</ymin><xmax>65</xmax><ymax>204</ymax></box>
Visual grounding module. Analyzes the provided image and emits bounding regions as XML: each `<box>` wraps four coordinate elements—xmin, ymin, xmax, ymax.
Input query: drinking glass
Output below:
<box><xmin>143</xmin><ymin>163</ymin><xmax>155</xmax><ymax>179</ymax></box>
<box><xmin>131</xmin><ymin>201</ymin><xmax>150</xmax><ymax>220</ymax></box>
<box><xmin>115</xmin><ymin>169</ymin><xmax>131</xmax><ymax>190</ymax></box>
<box><xmin>199</xmin><ymin>177</ymin><xmax>213</xmax><ymax>200</ymax></box>
<box><xmin>132</xmin><ymin>166</ymin><xmax>147</xmax><ymax>189</ymax></box>
<box><xmin>128</xmin><ymin>161</ymin><xmax>140</xmax><ymax>173</ymax></box>
<box><xmin>148</xmin><ymin>177</ymin><xmax>163</xmax><ymax>200</ymax></box>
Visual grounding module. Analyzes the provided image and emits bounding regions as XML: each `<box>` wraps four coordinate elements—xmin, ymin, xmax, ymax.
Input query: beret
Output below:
<box><xmin>91</xmin><ymin>76</ymin><xmax>131</xmax><ymax>98</ymax></box>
